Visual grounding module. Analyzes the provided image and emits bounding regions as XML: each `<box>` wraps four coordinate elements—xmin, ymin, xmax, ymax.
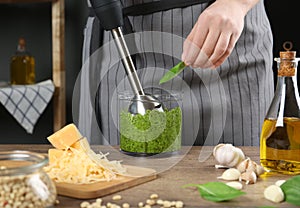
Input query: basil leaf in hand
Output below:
<box><xmin>183</xmin><ymin>182</ymin><xmax>246</xmax><ymax>202</ymax></box>
<box><xmin>159</xmin><ymin>61</ymin><xmax>186</xmax><ymax>84</ymax></box>
<box><xmin>281</xmin><ymin>175</ymin><xmax>300</xmax><ymax>206</ymax></box>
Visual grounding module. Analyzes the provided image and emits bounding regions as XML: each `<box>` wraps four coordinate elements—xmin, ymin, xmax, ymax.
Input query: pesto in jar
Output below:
<box><xmin>120</xmin><ymin>107</ymin><xmax>182</xmax><ymax>154</ymax></box>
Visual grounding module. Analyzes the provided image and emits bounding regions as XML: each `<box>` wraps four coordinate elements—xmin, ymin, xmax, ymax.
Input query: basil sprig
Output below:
<box><xmin>159</xmin><ymin>61</ymin><xmax>186</xmax><ymax>84</ymax></box>
<box><xmin>281</xmin><ymin>175</ymin><xmax>300</xmax><ymax>206</ymax></box>
<box><xmin>183</xmin><ymin>182</ymin><xmax>246</xmax><ymax>202</ymax></box>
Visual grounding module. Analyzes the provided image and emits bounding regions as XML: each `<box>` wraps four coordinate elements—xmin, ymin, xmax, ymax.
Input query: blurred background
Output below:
<box><xmin>0</xmin><ymin>0</ymin><xmax>298</xmax><ymax>144</ymax></box>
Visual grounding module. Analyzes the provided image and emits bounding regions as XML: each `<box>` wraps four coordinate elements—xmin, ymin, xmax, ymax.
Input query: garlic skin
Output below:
<box><xmin>236</xmin><ymin>158</ymin><xmax>249</xmax><ymax>173</ymax></box>
<box><xmin>255</xmin><ymin>164</ymin><xmax>265</xmax><ymax>176</ymax></box>
<box><xmin>237</xmin><ymin>158</ymin><xmax>265</xmax><ymax>176</ymax></box>
<box><xmin>237</xmin><ymin>158</ymin><xmax>256</xmax><ymax>173</ymax></box>
<box><xmin>213</xmin><ymin>143</ymin><xmax>245</xmax><ymax>168</ymax></box>
<box><xmin>239</xmin><ymin>170</ymin><xmax>257</xmax><ymax>184</ymax></box>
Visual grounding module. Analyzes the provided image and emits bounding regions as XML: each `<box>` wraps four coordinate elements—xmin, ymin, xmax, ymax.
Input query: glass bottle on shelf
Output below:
<box><xmin>10</xmin><ymin>37</ymin><xmax>35</xmax><ymax>85</ymax></box>
<box><xmin>260</xmin><ymin>41</ymin><xmax>300</xmax><ymax>175</ymax></box>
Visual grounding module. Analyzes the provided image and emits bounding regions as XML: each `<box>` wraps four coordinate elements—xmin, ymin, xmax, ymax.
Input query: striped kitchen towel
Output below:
<box><xmin>0</xmin><ymin>79</ymin><xmax>55</xmax><ymax>134</ymax></box>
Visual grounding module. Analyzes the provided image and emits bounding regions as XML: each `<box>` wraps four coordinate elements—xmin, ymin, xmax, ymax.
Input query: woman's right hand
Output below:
<box><xmin>181</xmin><ymin>0</ymin><xmax>258</xmax><ymax>69</ymax></box>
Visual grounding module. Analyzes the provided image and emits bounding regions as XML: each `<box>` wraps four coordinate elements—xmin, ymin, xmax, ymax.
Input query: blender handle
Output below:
<box><xmin>90</xmin><ymin>0</ymin><xmax>145</xmax><ymax>96</ymax></box>
<box><xmin>90</xmin><ymin>0</ymin><xmax>123</xmax><ymax>30</ymax></box>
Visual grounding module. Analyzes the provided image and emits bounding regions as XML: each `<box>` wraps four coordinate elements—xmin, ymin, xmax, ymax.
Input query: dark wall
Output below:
<box><xmin>0</xmin><ymin>1</ymin><xmax>88</xmax><ymax>144</ymax></box>
<box><xmin>264</xmin><ymin>0</ymin><xmax>300</xmax><ymax>86</ymax></box>
<box><xmin>265</xmin><ymin>1</ymin><xmax>299</xmax><ymax>57</ymax></box>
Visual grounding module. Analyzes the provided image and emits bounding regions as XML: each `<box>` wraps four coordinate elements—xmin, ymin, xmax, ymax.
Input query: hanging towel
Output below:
<box><xmin>0</xmin><ymin>79</ymin><xmax>55</xmax><ymax>134</ymax></box>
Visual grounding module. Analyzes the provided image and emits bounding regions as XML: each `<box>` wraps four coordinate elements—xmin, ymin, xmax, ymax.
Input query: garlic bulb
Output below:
<box><xmin>213</xmin><ymin>143</ymin><xmax>245</xmax><ymax>168</ymax></box>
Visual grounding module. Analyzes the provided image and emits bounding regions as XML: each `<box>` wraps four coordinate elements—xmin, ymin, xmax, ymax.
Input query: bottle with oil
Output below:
<box><xmin>10</xmin><ymin>37</ymin><xmax>35</xmax><ymax>85</ymax></box>
<box><xmin>260</xmin><ymin>42</ymin><xmax>300</xmax><ymax>175</ymax></box>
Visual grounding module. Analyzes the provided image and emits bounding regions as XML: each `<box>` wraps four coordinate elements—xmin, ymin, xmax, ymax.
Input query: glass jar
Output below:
<box><xmin>10</xmin><ymin>37</ymin><xmax>35</xmax><ymax>85</ymax></box>
<box><xmin>260</xmin><ymin>42</ymin><xmax>300</xmax><ymax>175</ymax></box>
<box><xmin>0</xmin><ymin>151</ymin><xmax>57</xmax><ymax>207</ymax></box>
<box><xmin>118</xmin><ymin>88</ymin><xmax>182</xmax><ymax>156</ymax></box>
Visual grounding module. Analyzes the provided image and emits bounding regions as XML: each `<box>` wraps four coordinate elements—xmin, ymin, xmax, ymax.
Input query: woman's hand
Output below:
<box><xmin>181</xmin><ymin>0</ymin><xmax>258</xmax><ymax>69</ymax></box>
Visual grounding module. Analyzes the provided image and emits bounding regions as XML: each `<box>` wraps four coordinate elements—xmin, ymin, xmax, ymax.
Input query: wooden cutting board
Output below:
<box><xmin>55</xmin><ymin>165</ymin><xmax>157</xmax><ymax>199</ymax></box>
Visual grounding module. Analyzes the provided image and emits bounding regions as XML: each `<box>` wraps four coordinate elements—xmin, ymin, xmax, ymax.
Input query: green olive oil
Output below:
<box><xmin>10</xmin><ymin>37</ymin><xmax>35</xmax><ymax>85</ymax></box>
<box><xmin>260</xmin><ymin>118</ymin><xmax>300</xmax><ymax>174</ymax></box>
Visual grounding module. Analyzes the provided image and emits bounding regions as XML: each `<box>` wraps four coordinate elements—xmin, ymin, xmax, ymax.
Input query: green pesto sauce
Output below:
<box><xmin>120</xmin><ymin>107</ymin><xmax>182</xmax><ymax>154</ymax></box>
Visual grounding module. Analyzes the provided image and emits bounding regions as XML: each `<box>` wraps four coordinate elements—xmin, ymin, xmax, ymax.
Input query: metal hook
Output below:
<box><xmin>283</xmin><ymin>41</ymin><xmax>293</xmax><ymax>51</ymax></box>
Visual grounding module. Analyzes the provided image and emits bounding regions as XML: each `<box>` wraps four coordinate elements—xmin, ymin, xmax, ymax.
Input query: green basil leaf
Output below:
<box><xmin>183</xmin><ymin>182</ymin><xmax>246</xmax><ymax>202</ymax></box>
<box><xmin>159</xmin><ymin>61</ymin><xmax>186</xmax><ymax>84</ymax></box>
<box><xmin>281</xmin><ymin>175</ymin><xmax>300</xmax><ymax>206</ymax></box>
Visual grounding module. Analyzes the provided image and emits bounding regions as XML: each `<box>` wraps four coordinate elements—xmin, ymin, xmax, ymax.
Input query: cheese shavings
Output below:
<box><xmin>44</xmin><ymin>147</ymin><xmax>126</xmax><ymax>184</ymax></box>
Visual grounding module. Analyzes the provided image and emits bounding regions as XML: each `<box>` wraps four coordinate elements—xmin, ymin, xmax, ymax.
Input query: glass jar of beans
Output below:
<box><xmin>0</xmin><ymin>150</ymin><xmax>57</xmax><ymax>208</ymax></box>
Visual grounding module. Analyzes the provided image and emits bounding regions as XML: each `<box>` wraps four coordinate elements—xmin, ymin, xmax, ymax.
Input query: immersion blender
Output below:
<box><xmin>90</xmin><ymin>0</ymin><xmax>164</xmax><ymax>115</ymax></box>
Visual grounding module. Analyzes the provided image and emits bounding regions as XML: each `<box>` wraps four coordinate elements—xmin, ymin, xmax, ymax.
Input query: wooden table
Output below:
<box><xmin>0</xmin><ymin>145</ymin><xmax>298</xmax><ymax>207</ymax></box>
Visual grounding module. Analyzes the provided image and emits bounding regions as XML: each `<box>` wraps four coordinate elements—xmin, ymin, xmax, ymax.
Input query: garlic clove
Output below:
<box><xmin>246</xmin><ymin>160</ymin><xmax>257</xmax><ymax>173</ymax></box>
<box><xmin>225</xmin><ymin>181</ymin><xmax>243</xmax><ymax>190</ymax></box>
<box><xmin>236</xmin><ymin>158</ymin><xmax>250</xmax><ymax>173</ymax></box>
<box><xmin>255</xmin><ymin>164</ymin><xmax>265</xmax><ymax>176</ymax></box>
<box><xmin>217</xmin><ymin>168</ymin><xmax>241</xmax><ymax>181</ymax></box>
<box><xmin>275</xmin><ymin>180</ymin><xmax>286</xmax><ymax>187</ymax></box>
<box><xmin>237</xmin><ymin>158</ymin><xmax>263</xmax><ymax>176</ymax></box>
<box><xmin>239</xmin><ymin>170</ymin><xmax>257</xmax><ymax>184</ymax></box>
<box><xmin>264</xmin><ymin>185</ymin><xmax>284</xmax><ymax>203</ymax></box>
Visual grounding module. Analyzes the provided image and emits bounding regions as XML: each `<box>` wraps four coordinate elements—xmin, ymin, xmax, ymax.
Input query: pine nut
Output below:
<box><xmin>122</xmin><ymin>203</ymin><xmax>130</xmax><ymax>208</ymax></box>
<box><xmin>150</xmin><ymin>194</ymin><xmax>158</xmax><ymax>199</ymax></box>
<box><xmin>112</xmin><ymin>195</ymin><xmax>122</xmax><ymax>201</ymax></box>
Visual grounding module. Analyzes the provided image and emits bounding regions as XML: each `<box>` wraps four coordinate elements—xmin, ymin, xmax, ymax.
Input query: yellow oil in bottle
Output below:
<box><xmin>260</xmin><ymin>117</ymin><xmax>300</xmax><ymax>174</ymax></box>
<box><xmin>10</xmin><ymin>38</ymin><xmax>35</xmax><ymax>85</ymax></box>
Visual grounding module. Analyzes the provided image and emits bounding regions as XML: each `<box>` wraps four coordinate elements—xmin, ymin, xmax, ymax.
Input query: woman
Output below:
<box><xmin>77</xmin><ymin>0</ymin><xmax>274</xmax><ymax>146</ymax></box>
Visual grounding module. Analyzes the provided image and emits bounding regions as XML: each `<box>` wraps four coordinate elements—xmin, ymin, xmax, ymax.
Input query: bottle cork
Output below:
<box><xmin>18</xmin><ymin>37</ymin><xmax>26</xmax><ymax>51</ymax></box>
<box><xmin>278</xmin><ymin>41</ymin><xmax>296</xmax><ymax>77</ymax></box>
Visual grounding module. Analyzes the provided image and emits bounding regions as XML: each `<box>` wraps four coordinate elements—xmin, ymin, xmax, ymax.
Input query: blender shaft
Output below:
<box><xmin>111</xmin><ymin>27</ymin><xmax>145</xmax><ymax>96</ymax></box>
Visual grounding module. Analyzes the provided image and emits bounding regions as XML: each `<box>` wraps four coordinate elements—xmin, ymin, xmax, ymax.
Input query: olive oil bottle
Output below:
<box><xmin>10</xmin><ymin>37</ymin><xmax>35</xmax><ymax>85</ymax></box>
<box><xmin>260</xmin><ymin>42</ymin><xmax>300</xmax><ymax>175</ymax></box>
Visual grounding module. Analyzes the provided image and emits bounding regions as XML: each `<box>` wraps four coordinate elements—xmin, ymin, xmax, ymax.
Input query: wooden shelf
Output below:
<box><xmin>1</xmin><ymin>0</ymin><xmax>66</xmax><ymax>132</ymax></box>
<box><xmin>51</xmin><ymin>0</ymin><xmax>66</xmax><ymax>131</ymax></box>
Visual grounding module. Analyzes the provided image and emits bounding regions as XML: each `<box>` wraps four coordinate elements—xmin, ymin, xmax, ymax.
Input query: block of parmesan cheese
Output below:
<box><xmin>71</xmin><ymin>137</ymin><xmax>91</xmax><ymax>152</ymax></box>
<box><xmin>47</xmin><ymin>123</ymin><xmax>82</xmax><ymax>149</ymax></box>
<box><xmin>48</xmin><ymin>148</ymin><xmax>66</xmax><ymax>165</ymax></box>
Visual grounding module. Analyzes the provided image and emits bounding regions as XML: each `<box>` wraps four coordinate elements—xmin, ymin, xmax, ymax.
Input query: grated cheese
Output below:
<box><xmin>44</xmin><ymin>147</ymin><xmax>126</xmax><ymax>184</ymax></box>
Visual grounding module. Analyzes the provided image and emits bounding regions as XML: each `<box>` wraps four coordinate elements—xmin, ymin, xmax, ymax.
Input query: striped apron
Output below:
<box><xmin>76</xmin><ymin>0</ymin><xmax>274</xmax><ymax>146</ymax></box>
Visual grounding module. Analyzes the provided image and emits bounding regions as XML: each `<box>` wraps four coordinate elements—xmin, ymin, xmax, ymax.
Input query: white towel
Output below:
<box><xmin>0</xmin><ymin>79</ymin><xmax>55</xmax><ymax>134</ymax></box>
